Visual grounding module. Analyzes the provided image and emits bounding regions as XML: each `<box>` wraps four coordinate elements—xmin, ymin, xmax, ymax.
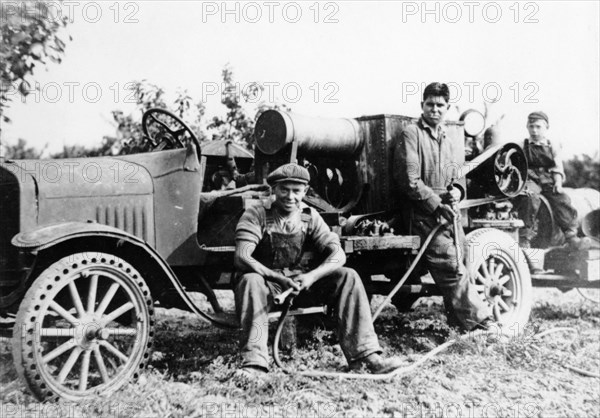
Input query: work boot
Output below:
<box><xmin>233</xmin><ymin>366</ymin><xmax>268</xmax><ymax>382</ymax></box>
<box><xmin>566</xmin><ymin>236</ymin><xmax>591</xmax><ymax>250</ymax></box>
<box><xmin>349</xmin><ymin>353</ymin><xmax>404</xmax><ymax>374</ymax></box>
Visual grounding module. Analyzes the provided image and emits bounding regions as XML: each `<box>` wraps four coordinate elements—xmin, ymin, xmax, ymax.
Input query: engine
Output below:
<box><xmin>252</xmin><ymin>110</ymin><xmax>528</xmax><ymax>223</ymax></box>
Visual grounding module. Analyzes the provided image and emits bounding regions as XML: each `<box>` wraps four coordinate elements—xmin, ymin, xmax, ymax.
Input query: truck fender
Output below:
<box><xmin>11</xmin><ymin>222</ymin><xmax>230</xmax><ymax>327</ymax></box>
<box><xmin>12</xmin><ymin>221</ymin><xmax>149</xmax><ymax>250</ymax></box>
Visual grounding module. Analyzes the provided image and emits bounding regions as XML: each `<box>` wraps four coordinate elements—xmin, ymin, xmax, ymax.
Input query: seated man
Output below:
<box><xmin>233</xmin><ymin>163</ymin><xmax>402</xmax><ymax>377</ymax></box>
<box><xmin>513</xmin><ymin>111</ymin><xmax>585</xmax><ymax>249</ymax></box>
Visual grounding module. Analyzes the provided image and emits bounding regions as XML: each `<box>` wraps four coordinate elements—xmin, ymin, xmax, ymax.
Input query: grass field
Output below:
<box><xmin>1</xmin><ymin>288</ymin><xmax>599</xmax><ymax>417</ymax></box>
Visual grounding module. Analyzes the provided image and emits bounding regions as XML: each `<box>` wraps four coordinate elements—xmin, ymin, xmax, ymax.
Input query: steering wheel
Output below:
<box><xmin>142</xmin><ymin>108</ymin><xmax>201</xmax><ymax>151</ymax></box>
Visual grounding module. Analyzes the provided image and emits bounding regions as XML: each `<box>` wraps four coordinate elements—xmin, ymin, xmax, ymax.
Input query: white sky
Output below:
<box><xmin>1</xmin><ymin>0</ymin><xmax>599</xmax><ymax>157</ymax></box>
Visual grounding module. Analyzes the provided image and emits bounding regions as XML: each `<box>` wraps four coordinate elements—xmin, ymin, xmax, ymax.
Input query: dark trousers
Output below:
<box><xmin>513</xmin><ymin>181</ymin><xmax>578</xmax><ymax>241</ymax></box>
<box><xmin>412</xmin><ymin>216</ymin><xmax>491</xmax><ymax>330</ymax></box>
<box><xmin>234</xmin><ymin>267</ymin><xmax>381</xmax><ymax>370</ymax></box>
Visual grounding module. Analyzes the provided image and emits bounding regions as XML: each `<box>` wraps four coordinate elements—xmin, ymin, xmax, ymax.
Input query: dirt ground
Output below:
<box><xmin>1</xmin><ymin>288</ymin><xmax>599</xmax><ymax>418</ymax></box>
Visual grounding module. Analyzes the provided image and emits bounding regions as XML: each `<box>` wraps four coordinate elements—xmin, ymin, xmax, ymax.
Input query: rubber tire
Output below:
<box><xmin>12</xmin><ymin>252</ymin><xmax>154</xmax><ymax>401</ymax></box>
<box><xmin>465</xmin><ymin>228</ymin><xmax>532</xmax><ymax>331</ymax></box>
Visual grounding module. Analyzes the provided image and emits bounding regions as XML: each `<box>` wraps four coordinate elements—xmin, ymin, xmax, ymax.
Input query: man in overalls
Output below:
<box><xmin>234</xmin><ymin>163</ymin><xmax>403</xmax><ymax>377</ymax></box>
<box><xmin>392</xmin><ymin>82</ymin><xmax>494</xmax><ymax>331</ymax></box>
<box><xmin>513</xmin><ymin>111</ymin><xmax>584</xmax><ymax>249</ymax></box>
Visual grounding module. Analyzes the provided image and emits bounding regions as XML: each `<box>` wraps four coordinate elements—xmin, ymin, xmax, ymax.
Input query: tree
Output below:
<box><xmin>0</xmin><ymin>1</ymin><xmax>70</xmax><ymax>123</ymax></box>
<box><xmin>106</xmin><ymin>65</ymin><xmax>287</xmax><ymax>155</ymax></box>
<box><xmin>564</xmin><ymin>154</ymin><xmax>600</xmax><ymax>191</ymax></box>
<box><xmin>206</xmin><ymin>64</ymin><xmax>261</xmax><ymax>146</ymax></box>
<box><xmin>206</xmin><ymin>64</ymin><xmax>290</xmax><ymax>149</ymax></box>
<box><xmin>1</xmin><ymin>138</ymin><xmax>43</xmax><ymax>159</ymax></box>
<box><xmin>2</xmin><ymin>65</ymin><xmax>288</xmax><ymax>159</ymax></box>
<box><xmin>103</xmin><ymin>80</ymin><xmax>207</xmax><ymax>155</ymax></box>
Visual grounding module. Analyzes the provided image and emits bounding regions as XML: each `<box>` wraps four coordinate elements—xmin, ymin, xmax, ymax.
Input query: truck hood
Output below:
<box><xmin>9</xmin><ymin>158</ymin><xmax>153</xmax><ymax>198</ymax></box>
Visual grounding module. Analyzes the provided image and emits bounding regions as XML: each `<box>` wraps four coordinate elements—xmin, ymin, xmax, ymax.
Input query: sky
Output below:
<box><xmin>1</xmin><ymin>0</ymin><xmax>599</xmax><ymax>158</ymax></box>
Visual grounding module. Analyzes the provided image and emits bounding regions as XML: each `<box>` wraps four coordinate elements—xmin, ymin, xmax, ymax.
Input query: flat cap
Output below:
<box><xmin>267</xmin><ymin>163</ymin><xmax>310</xmax><ymax>185</ymax></box>
<box><xmin>528</xmin><ymin>111</ymin><xmax>549</xmax><ymax>126</ymax></box>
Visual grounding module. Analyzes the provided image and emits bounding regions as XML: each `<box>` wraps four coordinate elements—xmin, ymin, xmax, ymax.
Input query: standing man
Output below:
<box><xmin>234</xmin><ymin>163</ymin><xmax>403</xmax><ymax>377</ymax></box>
<box><xmin>392</xmin><ymin>82</ymin><xmax>494</xmax><ymax>331</ymax></box>
<box><xmin>513</xmin><ymin>112</ymin><xmax>585</xmax><ymax>249</ymax></box>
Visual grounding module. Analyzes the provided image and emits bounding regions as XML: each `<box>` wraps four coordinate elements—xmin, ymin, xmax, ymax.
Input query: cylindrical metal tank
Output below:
<box><xmin>254</xmin><ymin>110</ymin><xmax>363</xmax><ymax>157</ymax></box>
<box><xmin>563</xmin><ymin>187</ymin><xmax>600</xmax><ymax>225</ymax></box>
<box><xmin>582</xmin><ymin>209</ymin><xmax>600</xmax><ymax>239</ymax></box>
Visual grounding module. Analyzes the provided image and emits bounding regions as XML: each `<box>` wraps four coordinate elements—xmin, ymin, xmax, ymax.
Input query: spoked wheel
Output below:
<box><xmin>465</xmin><ymin>228</ymin><xmax>532</xmax><ymax>330</ymax></box>
<box><xmin>13</xmin><ymin>252</ymin><xmax>154</xmax><ymax>401</ymax></box>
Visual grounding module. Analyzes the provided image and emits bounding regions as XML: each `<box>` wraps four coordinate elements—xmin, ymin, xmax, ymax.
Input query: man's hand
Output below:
<box><xmin>553</xmin><ymin>183</ymin><xmax>564</xmax><ymax>194</ymax></box>
<box><xmin>271</xmin><ymin>272</ymin><xmax>301</xmax><ymax>291</ymax></box>
<box><xmin>441</xmin><ymin>188</ymin><xmax>461</xmax><ymax>205</ymax></box>
<box><xmin>293</xmin><ymin>272</ymin><xmax>318</xmax><ymax>291</ymax></box>
<box><xmin>436</xmin><ymin>203</ymin><xmax>457</xmax><ymax>223</ymax></box>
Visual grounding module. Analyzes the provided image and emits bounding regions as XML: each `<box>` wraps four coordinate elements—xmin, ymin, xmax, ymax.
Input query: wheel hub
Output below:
<box><xmin>76</xmin><ymin>316</ymin><xmax>106</xmax><ymax>348</ymax></box>
<box><xmin>489</xmin><ymin>284</ymin><xmax>503</xmax><ymax>297</ymax></box>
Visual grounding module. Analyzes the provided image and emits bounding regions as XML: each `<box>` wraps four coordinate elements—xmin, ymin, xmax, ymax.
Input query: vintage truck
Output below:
<box><xmin>1</xmin><ymin>108</ymin><xmax>597</xmax><ymax>401</ymax></box>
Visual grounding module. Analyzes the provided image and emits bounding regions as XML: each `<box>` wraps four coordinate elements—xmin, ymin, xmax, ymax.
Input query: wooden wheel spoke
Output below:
<box><xmin>476</xmin><ymin>272</ymin><xmax>487</xmax><ymax>284</ymax></box>
<box><xmin>481</xmin><ymin>260</ymin><xmax>491</xmax><ymax>279</ymax></box>
<box><xmin>93</xmin><ymin>345</ymin><xmax>110</xmax><ymax>383</ymax></box>
<box><xmin>99</xmin><ymin>340</ymin><xmax>130</xmax><ymax>363</ymax></box>
<box><xmin>68</xmin><ymin>280</ymin><xmax>86</xmax><ymax>317</ymax></box>
<box><xmin>106</xmin><ymin>327</ymin><xmax>138</xmax><ymax>337</ymax></box>
<box><xmin>474</xmin><ymin>284</ymin><xmax>485</xmax><ymax>293</ymax></box>
<box><xmin>488</xmin><ymin>257</ymin><xmax>496</xmax><ymax>277</ymax></box>
<box><xmin>42</xmin><ymin>338</ymin><xmax>76</xmax><ymax>363</ymax></box>
<box><xmin>41</xmin><ymin>328</ymin><xmax>76</xmax><ymax>338</ymax></box>
<box><xmin>498</xmin><ymin>275</ymin><xmax>510</xmax><ymax>285</ymax></box>
<box><xmin>49</xmin><ymin>301</ymin><xmax>79</xmax><ymax>326</ymax></box>
<box><xmin>79</xmin><ymin>350</ymin><xmax>91</xmax><ymax>391</ymax></box>
<box><xmin>492</xmin><ymin>302</ymin><xmax>501</xmax><ymax>321</ymax></box>
<box><xmin>95</xmin><ymin>283</ymin><xmax>120</xmax><ymax>317</ymax></box>
<box><xmin>57</xmin><ymin>346</ymin><xmax>83</xmax><ymax>384</ymax></box>
<box><xmin>494</xmin><ymin>263</ymin><xmax>504</xmax><ymax>280</ymax></box>
<box><xmin>87</xmin><ymin>274</ymin><xmax>98</xmax><ymax>314</ymax></box>
<box><xmin>101</xmin><ymin>302</ymin><xmax>134</xmax><ymax>326</ymax></box>
<box><xmin>497</xmin><ymin>298</ymin><xmax>511</xmax><ymax>312</ymax></box>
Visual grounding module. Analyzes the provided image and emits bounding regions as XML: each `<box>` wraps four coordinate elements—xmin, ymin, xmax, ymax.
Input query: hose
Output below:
<box><xmin>273</xmin><ymin>221</ymin><xmax>448</xmax><ymax>376</ymax></box>
<box><xmin>371</xmin><ymin>222</ymin><xmax>444</xmax><ymax>321</ymax></box>
<box><xmin>576</xmin><ymin>288</ymin><xmax>600</xmax><ymax>303</ymax></box>
<box><xmin>271</xmin><ymin>217</ymin><xmax>597</xmax><ymax>379</ymax></box>
<box><xmin>273</xmin><ymin>310</ymin><xmax>503</xmax><ymax>380</ymax></box>
<box><xmin>274</xmin><ymin>315</ymin><xmax>594</xmax><ymax>380</ymax></box>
